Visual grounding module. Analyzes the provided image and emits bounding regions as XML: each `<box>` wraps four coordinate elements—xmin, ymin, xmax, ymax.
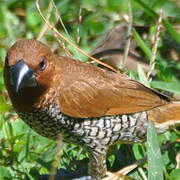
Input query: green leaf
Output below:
<box><xmin>150</xmin><ymin>81</ymin><xmax>180</xmax><ymax>94</ymax></box>
<box><xmin>18</xmin><ymin>130</ymin><xmax>31</xmax><ymax>162</ymax></box>
<box><xmin>27</xmin><ymin>11</ymin><xmax>41</xmax><ymax>27</ymax></box>
<box><xmin>107</xmin><ymin>0</ymin><xmax>122</xmax><ymax>11</ymax></box>
<box><xmin>0</xmin><ymin>166</ymin><xmax>11</xmax><ymax>179</ymax></box>
<box><xmin>147</xmin><ymin>121</ymin><xmax>164</xmax><ymax>180</ymax></box>
<box><xmin>137</xmin><ymin>65</ymin><xmax>150</xmax><ymax>87</ymax></box>
<box><xmin>0</xmin><ymin>103</ymin><xmax>12</xmax><ymax>113</ymax></box>
<box><xmin>4</xmin><ymin>121</ymin><xmax>14</xmax><ymax>140</ymax></box>
<box><xmin>132</xmin><ymin>144</ymin><xmax>145</xmax><ymax>160</ymax></box>
<box><xmin>108</xmin><ymin>154</ymin><xmax>115</xmax><ymax>167</ymax></box>
<box><xmin>170</xmin><ymin>169</ymin><xmax>180</xmax><ymax>180</ymax></box>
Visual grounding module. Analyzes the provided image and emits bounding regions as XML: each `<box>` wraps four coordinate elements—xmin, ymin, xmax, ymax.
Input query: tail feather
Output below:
<box><xmin>148</xmin><ymin>101</ymin><xmax>180</xmax><ymax>133</ymax></box>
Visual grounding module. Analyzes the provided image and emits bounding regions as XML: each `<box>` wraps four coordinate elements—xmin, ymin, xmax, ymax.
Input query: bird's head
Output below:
<box><xmin>4</xmin><ymin>39</ymin><xmax>56</xmax><ymax>110</ymax></box>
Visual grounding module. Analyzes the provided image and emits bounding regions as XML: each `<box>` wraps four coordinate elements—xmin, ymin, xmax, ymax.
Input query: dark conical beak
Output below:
<box><xmin>10</xmin><ymin>60</ymin><xmax>37</xmax><ymax>92</ymax></box>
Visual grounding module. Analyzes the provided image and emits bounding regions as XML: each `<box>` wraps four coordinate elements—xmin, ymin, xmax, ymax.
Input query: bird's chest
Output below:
<box><xmin>18</xmin><ymin>103</ymin><xmax>66</xmax><ymax>139</ymax></box>
<box><xmin>18</xmin><ymin>103</ymin><xmax>149</xmax><ymax>147</ymax></box>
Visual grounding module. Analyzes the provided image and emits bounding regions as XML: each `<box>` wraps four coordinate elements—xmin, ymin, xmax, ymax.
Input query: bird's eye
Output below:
<box><xmin>39</xmin><ymin>59</ymin><xmax>47</xmax><ymax>71</ymax></box>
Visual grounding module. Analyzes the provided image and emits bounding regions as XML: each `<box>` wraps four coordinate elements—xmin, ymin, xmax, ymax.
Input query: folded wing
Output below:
<box><xmin>57</xmin><ymin>57</ymin><xmax>170</xmax><ymax>118</ymax></box>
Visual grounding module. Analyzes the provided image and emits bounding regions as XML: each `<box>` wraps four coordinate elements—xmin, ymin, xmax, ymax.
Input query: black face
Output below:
<box><xmin>9</xmin><ymin>59</ymin><xmax>37</xmax><ymax>92</ymax></box>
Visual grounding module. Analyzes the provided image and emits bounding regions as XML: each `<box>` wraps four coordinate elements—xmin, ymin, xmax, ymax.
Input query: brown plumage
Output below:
<box><xmin>4</xmin><ymin>39</ymin><xmax>180</xmax><ymax>179</ymax></box>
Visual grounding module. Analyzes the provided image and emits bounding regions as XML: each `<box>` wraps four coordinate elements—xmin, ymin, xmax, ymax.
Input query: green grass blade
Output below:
<box><xmin>133</xmin><ymin>0</ymin><xmax>180</xmax><ymax>43</ymax></box>
<box><xmin>163</xmin><ymin>19</ymin><xmax>180</xmax><ymax>44</ymax></box>
<box><xmin>147</xmin><ymin>120</ymin><xmax>164</xmax><ymax>180</ymax></box>
<box><xmin>137</xmin><ymin>65</ymin><xmax>150</xmax><ymax>87</ymax></box>
<box><xmin>133</xmin><ymin>0</ymin><xmax>158</xmax><ymax>19</ymax></box>
<box><xmin>132</xmin><ymin>28</ymin><xmax>152</xmax><ymax>60</ymax></box>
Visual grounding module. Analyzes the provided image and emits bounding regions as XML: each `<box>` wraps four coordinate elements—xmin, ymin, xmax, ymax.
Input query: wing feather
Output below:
<box><xmin>57</xmin><ymin>57</ymin><xmax>170</xmax><ymax>118</ymax></box>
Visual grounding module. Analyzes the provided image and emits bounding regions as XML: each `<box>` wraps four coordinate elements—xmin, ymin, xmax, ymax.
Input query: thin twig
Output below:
<box><xmin>37</xmin><ymin>1</ymin><xmax>53</xmax><ymax>40</ymax></box>
<box><xmin>51</xmin><ymin>0</ymin><xmax>70</xmax><ymax>38</ymax></box>
<box><xmin>51</xmin><ymin>0</ymin><xmax>81</xmax><ymax>59</ymax></box>
<box><xmin>122</xmin><ymin>0</ymin><xmax>133</xmax><ymax>68</ymax></box>
<box><xmin>51</xmin><ymin>0</ymin><xmax>72</xmax><ymax>56</ymax></box>
<box><xmin>147</xmin><ymin>9</ymin><xmax>163</xmax><ymax>81</ymax></box>
<box><xmin>36</xmin><ymin>0</ymin><xmax>117</xmax><ymax>73</ymax></box>
<box><xmin>36</xmin><ymin>0</ymin><xmax>71</xmax><ymax>57</ymax></box>
<box><xmin>56</xmin><ymin>38</ymin><xmax>73</xmax><ymax>57</ymax></box>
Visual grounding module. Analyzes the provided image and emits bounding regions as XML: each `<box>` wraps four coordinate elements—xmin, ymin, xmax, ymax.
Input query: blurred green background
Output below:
<box><xmin>0</xmin><ymin>0</ymin><xmax>180</xmax><ymax>179</ymax></box>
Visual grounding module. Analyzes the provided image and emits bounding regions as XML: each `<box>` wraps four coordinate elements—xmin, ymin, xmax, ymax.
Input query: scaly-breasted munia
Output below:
<box><xmin>4</xmin><ymin>39</ymin><xmax>180</xmax><ymax>179</ymax></box>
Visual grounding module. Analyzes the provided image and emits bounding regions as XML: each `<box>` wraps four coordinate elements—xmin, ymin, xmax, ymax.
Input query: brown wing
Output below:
<box><xmin>57</xmin><ymin>56</ymin><xmax>171</xmax><ymax>118</ymax></box>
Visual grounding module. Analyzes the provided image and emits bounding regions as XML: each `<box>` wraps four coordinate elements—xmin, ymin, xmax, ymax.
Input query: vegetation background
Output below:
<box><xmin>0</xmin><ymin>0</ymin><xmax>179</xmax><ymax>179</ymax></box>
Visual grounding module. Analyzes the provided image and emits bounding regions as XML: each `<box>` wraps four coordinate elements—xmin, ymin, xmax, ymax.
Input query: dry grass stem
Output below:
<box><xmin>147</xmin><ymin>9</ymin><xmax>163</xmax><ymax>81</ymax></box>
<box><xmin>36</xmin><ymin>0</ymin><xmax>117</xmax><ymax>72</ymax></box>
<box><xmin>122</xmin><ymin>0</ymin><xmax>133</xmax><ymax>68</ymax></box>
<box><xmin>36</xmin><ymin>1</ymin><xmax>53</xmax><ymax>41</ymax></box>
<box><xmin>51</xmin><ymin>0</ymin><xmax>73</xmax><ymax>57</ymax></box>
<box><xmin>51</xmin><ymin>0</ymin><xmax>70</xmax><ymax>38</ymax></box>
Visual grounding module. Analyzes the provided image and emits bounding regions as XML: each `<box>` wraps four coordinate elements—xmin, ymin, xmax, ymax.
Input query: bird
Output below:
<box><xmin>4</xmin><ymin>39</ymin><xmax>180</xmax><ymax>179</ymax></box>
